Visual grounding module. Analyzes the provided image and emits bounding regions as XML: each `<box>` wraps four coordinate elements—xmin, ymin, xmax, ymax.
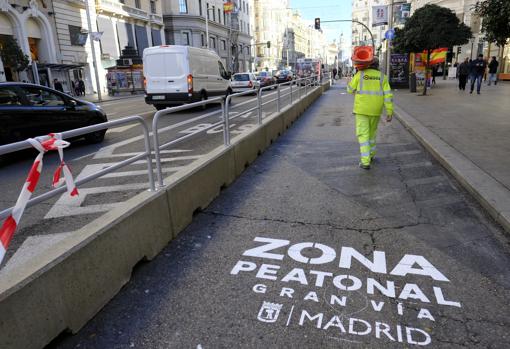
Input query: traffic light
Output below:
<box><xmin>267</xmin><ymin>41</ymin><xmax>271</xmax><ymax>48</ymax></box>
<box><xmin>314</xmin><ymin>18</ymin><xmax>320</xmax><ymax>30</ymax></box>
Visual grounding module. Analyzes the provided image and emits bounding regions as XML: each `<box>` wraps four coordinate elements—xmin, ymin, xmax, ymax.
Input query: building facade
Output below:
<box><xmin>0</xmin><ymin>0</ymin><xmax>165</xmax><ymax>95</ymax></box>
<box><xmin>163</xmin><ymin>0</ymin><xmax>253</xmax><ymax>73</ymax></box>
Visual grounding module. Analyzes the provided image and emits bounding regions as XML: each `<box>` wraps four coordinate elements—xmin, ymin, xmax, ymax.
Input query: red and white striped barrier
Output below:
<box><xmin>0</xmin><ymin>134</ymin><xmax>78</xmax><ymax>264</ymax></box>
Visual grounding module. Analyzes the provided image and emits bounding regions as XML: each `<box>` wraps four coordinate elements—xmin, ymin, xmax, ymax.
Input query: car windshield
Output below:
<box><xmin>233</xmin><ymin>74</ymin><xmax>250</xmax><ymax>81</ymax></box>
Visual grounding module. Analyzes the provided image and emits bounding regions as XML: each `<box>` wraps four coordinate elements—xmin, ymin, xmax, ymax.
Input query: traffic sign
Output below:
<box><xmin>385</xmin><ymin>29</ymin><xmax>395</xmax><ymax>41</ymax></box>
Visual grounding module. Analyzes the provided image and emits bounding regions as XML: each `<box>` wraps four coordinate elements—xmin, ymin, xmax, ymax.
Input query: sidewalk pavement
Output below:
<box><xmin>394</xmin><ymin>80</ymin><xmax>510</xmax><ymax>232</ymax></box>
<box><xmin>54</xmin><ymin>82</ymin><xmax>510</xmax><ymax>348</ymax></box>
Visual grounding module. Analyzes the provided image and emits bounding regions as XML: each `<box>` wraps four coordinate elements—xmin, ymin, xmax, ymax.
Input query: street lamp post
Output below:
<box><xmin>205</xmin><ymin>7</ymin><xmax>216</xmax><ymax>49</ymax></box>
<box><xmin>85</xmin><ymin>0</ymin><xmax>102</xmax><ymax>102</ymax></box>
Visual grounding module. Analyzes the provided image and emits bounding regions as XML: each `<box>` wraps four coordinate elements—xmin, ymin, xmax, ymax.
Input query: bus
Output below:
<box><xmin>295</xmin><ymin>58</ymin><xmax>322</xmax><ymax>82</ymax></box>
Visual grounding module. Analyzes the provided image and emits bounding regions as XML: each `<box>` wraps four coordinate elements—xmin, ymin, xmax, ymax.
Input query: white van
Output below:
<box><xmin>143</xmin><ymin>45</ymin><xmax>232</xmax><ymax>110</ymax></box>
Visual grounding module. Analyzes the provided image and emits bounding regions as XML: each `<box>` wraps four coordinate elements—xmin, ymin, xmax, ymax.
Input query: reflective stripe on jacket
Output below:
<box><xmin>347</xmin><ymin>68</ymin><xmax>393</xmax><ymax>116</ymax></box>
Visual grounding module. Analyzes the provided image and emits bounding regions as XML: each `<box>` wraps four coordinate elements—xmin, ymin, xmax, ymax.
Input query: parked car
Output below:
<box><xmin>143</xmin><ymin>45</ymin><xmax>232</xmax><ymax>110</ymax></box>
<box><xmin>231</xmin><ymin>73</ymin><xmax>260</xmax><ymax>94</ymax></box>
<box><xmin>0</xmin><ymin>83</ymin><xmax>108</xmax><ymax>146</ymax></box>
<box><xmin>256</xmin><ymin>71</ymin><xmax>277</xmax><ymax>88</ymax></box>
<box><xmin>275</xmin><ymin>70</ymin><xmax>294</xmax><ymax>84</ymax></box>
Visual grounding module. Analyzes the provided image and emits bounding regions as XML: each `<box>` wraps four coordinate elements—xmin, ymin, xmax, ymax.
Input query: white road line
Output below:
<box><xmin>45</xmin><ymin>183</ymin><xmax>148</xmax><ymax>218</ymax></box>
<box><xmin>286</xmin><ymin>305</ymin><xmax>295</xmax><ymax>326</ymax></box>
<box><xmin>94</xmin><ymin>149</ymin><xmax>191</xmax><ymax>159</ymax></box>
<box><xmin>107</xmin><ymin>124</ymin><xmax>138</xmax><ymax>133</ymax></box>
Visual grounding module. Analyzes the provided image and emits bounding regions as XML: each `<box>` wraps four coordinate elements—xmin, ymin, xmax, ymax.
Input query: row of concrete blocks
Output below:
<box><xmin>0</xmin><ymin>83</ymin><xmax>330</xmax><ymax>349</ymax></box>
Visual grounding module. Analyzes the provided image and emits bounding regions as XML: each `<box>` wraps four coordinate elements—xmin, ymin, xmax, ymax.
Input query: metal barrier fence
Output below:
<box><xmin>152</xmin><ymin>75</ymin><xmax>320</xmax><ymax>187</ymax></box>
<box><xmin>0</xmin><ymin>116</ymin><xmax>154</xmax><ymax>221</ymax></box>
<box><xmin>0</xmin><ymin>74</ymin><xmax>323</xmax><ymax>218</ymax></box>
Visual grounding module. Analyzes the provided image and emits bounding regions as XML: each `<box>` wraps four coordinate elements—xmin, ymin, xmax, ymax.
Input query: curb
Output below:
<box><xmin>0</xmin><ymin>83</ymin><xmax>329</xmax><ymax>349</ymax></box>
<box><xmin>394</xmin><ymin>104</ymin><xmax>510</xmax><ymax>233</ymax></box>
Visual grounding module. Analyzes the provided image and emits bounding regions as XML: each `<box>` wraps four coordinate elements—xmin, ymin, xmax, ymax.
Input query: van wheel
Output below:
<box><xmin>155</xmin><ymin>105</ymin><xmax>166</xmax><ymax>111</ymax></box>
<box><xmin>200</xmin><ymin>91</ymin><xmax>208</xmax><ymax>110</ymax></box>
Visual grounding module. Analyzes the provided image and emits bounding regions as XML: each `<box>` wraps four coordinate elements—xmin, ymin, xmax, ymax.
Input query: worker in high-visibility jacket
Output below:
<box><xmin>347</xmin><ymin>59</ymin><xmax>393</xmax><ymax>170</ymax></box>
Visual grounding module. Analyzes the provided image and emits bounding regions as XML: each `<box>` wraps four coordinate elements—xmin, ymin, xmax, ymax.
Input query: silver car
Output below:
<box><xmin>231</xmin><ymin>73</ymin><xmax>260</xmax><ymax>94</ymax></box>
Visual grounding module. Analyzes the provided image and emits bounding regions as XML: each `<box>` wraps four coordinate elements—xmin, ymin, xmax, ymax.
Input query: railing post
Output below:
<box><xmin>140</xmin><ymin>122</ymin><xmax>156</xmax><ymax>191</ymax></box>
<box><xmin>276</xmin><ymin>84</ymin><xmax>280</xmax><ymax>113</ymax></box>
<box><xmin>257</xmin><ymin>88</ymin><xmax>262</xmax><ymax>124</ymax></box>
<box><xmin>223</xmin><ymin>99</ymin><xmax>230</xmax><ymax>146</ymax></box>
<box><xmin>152</xmin><ymin>110</ymin><xmax>164</xmax><ymax>187</ymax></box>
<box><xmin>290</xmin><ymin>82</ymin><xmax>293</xmax><ymax>104</ymax></box>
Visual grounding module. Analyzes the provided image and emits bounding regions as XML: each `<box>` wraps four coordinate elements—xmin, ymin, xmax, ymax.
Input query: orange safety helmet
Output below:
<box><xmin>352</xmin><ymin>46</ymin><xmax>374</xmax><ymax>70</ymax></box>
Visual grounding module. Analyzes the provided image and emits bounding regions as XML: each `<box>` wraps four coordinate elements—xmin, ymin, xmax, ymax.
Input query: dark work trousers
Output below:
<box><xmin>470</xmin><ymin>74</ymin><xmax>483</xmax><ymax>93</ymax></box>
<box><xmin>459</xmin><ymin>75</ymin><xmax>468</xmax><ymax>90</ymax></box>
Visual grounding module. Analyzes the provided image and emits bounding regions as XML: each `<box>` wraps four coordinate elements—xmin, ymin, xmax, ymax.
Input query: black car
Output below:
<box><xmin>0</xmin><ymin>83</ymin><xmax>107</xmax><ymax>146</ymax></box>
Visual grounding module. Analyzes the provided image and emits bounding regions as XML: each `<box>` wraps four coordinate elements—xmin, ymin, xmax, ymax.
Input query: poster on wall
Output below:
<box><xmin>372</xmin><ymin>6</ymin><xmax>389</xmax><ymax>27</ymax></box>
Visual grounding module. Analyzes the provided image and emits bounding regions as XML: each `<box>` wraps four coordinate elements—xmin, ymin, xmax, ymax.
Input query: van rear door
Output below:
<box><xmin>145</xmin><ymin>51</ymin><xmax>187</xmax><ymax>94</ymax></box>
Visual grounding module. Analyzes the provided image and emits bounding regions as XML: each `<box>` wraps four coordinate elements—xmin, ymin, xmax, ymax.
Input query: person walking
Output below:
<box><xmin>53</xmin><ymin>79</ymin><xmax>63</xmax><ymax>92</ymax></box>
<box><xmin>458</xmin><ymin>58</ymin><xmax>470</xmax><ymax>91</ymax></box>
<box><xmin>347</xmin><ymin>58</ymin><xmax>393</xmax><ymax>170</ymax></box>
<box><xmin>78</xmin><ymin>79</ymin><xmax>85</xmax><ymax>96</ymax></box>
<box><xmin>488</xmin><ymin>56</ymin><xmax>499</xmax><ymax>86</ymax></box>
<box><xmin>469</xmin><ymin>54</ymin><xmax>486</xmax><ymax>94</ymax></box>
<box><xmin>332</xmin><ymin>67</ymin><xmax>338</xmax><ymax>80</ymax></box>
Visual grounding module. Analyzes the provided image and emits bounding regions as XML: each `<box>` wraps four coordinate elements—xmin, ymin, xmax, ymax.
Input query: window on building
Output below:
<box><xmin>182</xmin><ymin>32</ymin><xmax>190</xmax><ymax>45</ymax></box>
<box><xmin>179</xmin><ymin>0</ymin><xmax>188</xmax><ymax>13</ymax></box>
<box><xmin>135</xmin><ymin>0</ymin><xmax>141</xmax><ymax>9</ymax></box>
<box><xmin>69</xmin><ymin>25</ymin><xmax>87</xmax><ymax>46</ymax></box>
<box><xmin>247</xmin><ymin>3</ymin><xmax>249</xmax><ymax>15</ymax></box>
<box><xmin>199</xmin><ymin>0</ymin><xmax>203</xmax><ymax>16</ymax></box>
<box><xmin>207</xmin><ymin>3</ymin><xmax>210</xmax><ymax>19</ymax></box>
<box><xmin>210</xmin><ymin>37</ymin><xmax>216</xmax><ymax>49</ymax></box>
<box><xmin>223</xmin><ymin>12</ymin><xmax>227</xmax><ymax>24</ymax></box>
<box><xmin>218</xmin><ymin>9</ymin><xmax>221</xmax><ymax>24</ymax></box>
<box><xmin>221</xmin><ymin>39</ymin><xmax>226</xmax><ymax>50</ymax></box>
<box><xmin>150</xmin><ymin>0</ymin><xmax>156</xmax><ymax>13</ymax></box>
<box><xmin>119</xmin><ymin>0</ymin><xmax>125</xmax><ymax>3</ymax></box>
<box><xmin>201</xmin><ymin>33</ymin><xmax>205</xmax><ymax>47</ymax></box>
<box><xmin>212</xmin><ymin>6</ymin><xmax>216</xmax><ymax>21</ymax></box>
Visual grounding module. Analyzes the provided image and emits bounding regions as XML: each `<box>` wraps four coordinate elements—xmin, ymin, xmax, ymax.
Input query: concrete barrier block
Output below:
<box><xmin>263</xmin><ymin>111</ymin><xmax>284</xmax><ymax>147</ymax></box>
<box><xmin>165</xmin><ymin>146</ymin><xmax>236</xmax><ymax>235</ymax></box>
<box><xmin>0</xmin><ymin>190</ymin><xmax>172</xmax><ymax>349</ymax></box>
<box><xmin>232</xmin><ymin>126</ymin><xmax>266</xmax><ymax>177</ymax></box>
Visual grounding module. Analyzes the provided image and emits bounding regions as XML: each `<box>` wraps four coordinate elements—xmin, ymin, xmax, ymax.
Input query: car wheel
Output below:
<box><xmin>155</xmin><ymin>105</ymin><xmax>167</xmax><ymax>111</ymax></box>
<box><xmin>84</xmin><ymin>129</ymin><xmax>106</xmax><ymax>144</ymax></box>
<box><xmin>200</xmin><ymin>91</ymin><xmax>208</xmax><ymax>110</ymax></box>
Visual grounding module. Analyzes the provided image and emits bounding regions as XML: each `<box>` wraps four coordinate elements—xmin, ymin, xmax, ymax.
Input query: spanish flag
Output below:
<box><xmin>421</xmin><ymin>48</ymin><xmax>448</xmax><ymax>65</ymax></box>
<box><xmin>223</xmin><ymin>2</ymin><xmax>234</xmax><ymax>13</ymax></box>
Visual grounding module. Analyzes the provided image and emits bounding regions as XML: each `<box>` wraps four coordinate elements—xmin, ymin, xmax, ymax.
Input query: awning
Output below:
<box><xmin>35</xmin><ymin>63</ymin><xmax>86</xmax><ymax>71</ymax></box>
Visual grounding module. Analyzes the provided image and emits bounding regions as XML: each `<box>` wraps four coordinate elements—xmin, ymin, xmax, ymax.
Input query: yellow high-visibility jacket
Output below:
<box><xmin>347</xmin><ymin>68</ymin><xmax>393</xmax><ymax>116</ymax></box>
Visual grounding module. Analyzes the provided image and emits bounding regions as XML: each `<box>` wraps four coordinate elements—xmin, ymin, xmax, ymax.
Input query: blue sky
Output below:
<box><xmin>289</xmin><ymin>0</ymin><xmax>353</xmax><ymax>47</ymax></box>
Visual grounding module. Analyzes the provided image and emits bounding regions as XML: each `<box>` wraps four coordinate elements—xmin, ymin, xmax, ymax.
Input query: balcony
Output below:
<box><xmin>96</xmin><ymin>0</ymin><xmax>149</xmax><ymax>21</ymax></box>
<box><xmin>150</xmin><ymin>13</ymin><xmax>163</xmax><ymax>25</ymax></box>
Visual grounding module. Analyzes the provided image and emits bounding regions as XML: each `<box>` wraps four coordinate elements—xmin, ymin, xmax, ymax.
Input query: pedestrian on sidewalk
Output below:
<box><xmin>347</xmin><ymin>57</ymin><xmax>394</xmax><ymax>170</ymax></box>
<box><xmin>458</xmin><ymin>58</ymin><xmax>470</xmax><ymax>91</ymax></box>
<box><xmin>469</xmin><ymin>54</ymin><xmax>486</xmax><ymax>95</ymax></box>
<box><xmin>53</xmin><ymin>79</ymin><xmax>63</xmax><ymax>92</ymax></box>
<box><xmin>488</xmin><ymin>56</ymin><xmax>499</xmax><ymax>86</ymax></box>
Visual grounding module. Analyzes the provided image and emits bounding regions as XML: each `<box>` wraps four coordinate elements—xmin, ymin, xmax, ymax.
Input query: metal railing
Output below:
<box><xmin>0</xmin><ymin>116</ymin><xmax>154</xmax><ymax>221</ymax></box>
<box><xmin>152</xmin><ymin>75</ymin><xmax>320</xmax><ymax>187</ymax></box>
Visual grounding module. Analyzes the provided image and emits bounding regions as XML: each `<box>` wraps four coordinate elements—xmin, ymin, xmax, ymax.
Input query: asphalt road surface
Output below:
<box><xmin>49</xmin><ymin>82</ymin><xmax>510</xmax><ymax>348</ymax></box>
<box><xmin>0</xmin><ymin>84</ymin><xmax>304</xmax><ymax>268</ymax></box>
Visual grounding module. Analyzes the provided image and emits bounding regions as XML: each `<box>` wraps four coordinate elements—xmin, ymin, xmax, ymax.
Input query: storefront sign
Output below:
<box><xmin>230</xmin><ymin>236</ymin><xmax>462</xmax><ymax>346</ymax></box>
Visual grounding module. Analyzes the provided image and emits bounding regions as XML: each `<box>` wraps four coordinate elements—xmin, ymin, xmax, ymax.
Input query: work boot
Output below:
<box><xmin>359</xmin><ymin>162</ymin><xmax>371</xmax><ymax>170</ymax></box>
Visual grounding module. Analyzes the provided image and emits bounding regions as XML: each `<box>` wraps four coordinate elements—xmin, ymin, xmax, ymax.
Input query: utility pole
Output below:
<box><xmin>85</xmin><ymin>0</ymin><xmax>102</xmax><ymax>102</ymax></box>
<box><xmin>386</xmin><ymin>0</ymin><xmax>394</xmax><ymax>77</ymax></box>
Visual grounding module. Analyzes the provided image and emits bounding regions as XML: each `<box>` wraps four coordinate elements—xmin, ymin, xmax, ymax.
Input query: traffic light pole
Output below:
<box><xmin>320</xmin><ymin>20</ymin><xmax>375</xmax><ymax>49</ymax></box>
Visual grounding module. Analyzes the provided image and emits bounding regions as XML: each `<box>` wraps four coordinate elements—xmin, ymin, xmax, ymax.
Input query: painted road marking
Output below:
<box><xmin>45</xmin><ymin>183</ymin><xmax>148</xmax><ymax>218</ymax></box>
<box><xmin>107</xmin><ymin>124</ymin><xmax>138</xmax><ymax>133</ymax></box>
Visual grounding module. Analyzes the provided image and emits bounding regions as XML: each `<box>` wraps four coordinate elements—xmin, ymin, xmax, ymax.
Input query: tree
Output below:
<box><xmin>393</xmin><ymin>4</ymin><xmax>472</xmax><ymax>95</ymax></box>
<box><xmin>0</xmin><ymin>36</ymin><xmax>30</xmax><ymax>74</ymax></box>
<box><xmin>474</xmin><ymin>0</ymin><xmax>510</xmax><ymax>73</ymax></box>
